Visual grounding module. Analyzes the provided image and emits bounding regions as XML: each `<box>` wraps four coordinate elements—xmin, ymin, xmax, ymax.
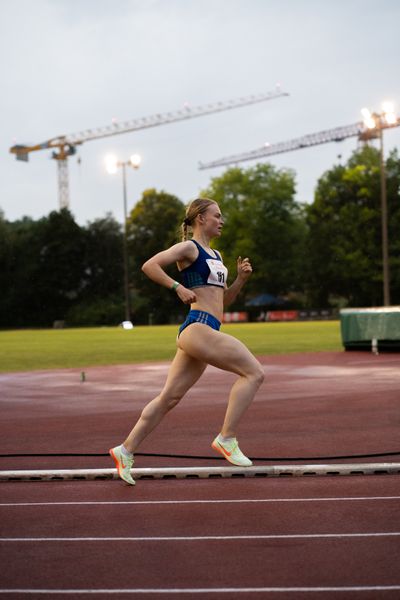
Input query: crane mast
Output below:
<box><xmin>9</xmin><ymin>88</ymin><xmax>289</xmax><ymax>210</ymax></box>
<box><xmin>199</xmin><ymin>118</ymin><xmax>400</xmax><ymax>169</ymax></box>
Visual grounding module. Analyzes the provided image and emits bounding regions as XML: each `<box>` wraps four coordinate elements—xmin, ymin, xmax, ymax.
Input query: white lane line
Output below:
<box><xmin>1</xmin><ymin>585</ymin><xmax>400</xmax><ymax>594</ymax></box>
<box><xmin>1</xmin><ymin>532</ymin><xmax>400</xmax><ymax>542</ymax></box>
<box><xmin>1</xmin><ymin>496</ymin><xmax>400</xmax><ymax>507</ymax></box>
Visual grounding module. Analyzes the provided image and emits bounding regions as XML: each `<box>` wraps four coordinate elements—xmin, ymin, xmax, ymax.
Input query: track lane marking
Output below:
<box><xmin>1</xmin><ymin>532</ymin><xmax>400</xmax><ymax>542</ymax></box>
<box><xmin>1</xmin><ymin>495</ymin><xmax>400</xmax><ymax>507</ymax></box>
<box><xmin>1</xmin><ymin>496</ymin><xmax>400</xmax><ymax>507</ymax></box>
<box><xmin>1</xmin><ymin>585</ymin><xmax>400</xmax><ymax>594</ymax></box>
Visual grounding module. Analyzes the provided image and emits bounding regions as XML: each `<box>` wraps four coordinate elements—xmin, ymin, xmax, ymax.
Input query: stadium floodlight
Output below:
<box><xmin>382</xmin><ymin>101</ymin><xmax>396</xmax><ymax>125</ymax></box>
<box><xmin>361</xmin><ymin>103</ymin><xmax>398</xmax><ymax>130</ymax></box>
<box><xmin>105</xmin><ymin>153</ymin><xmax>119</xmax><ymax>174</ymax></box>
<box><xmin>130</xmin><ymin>154</ymin><xmax>142</xmax><ymax>169</ymax></box>
<box><xmin>105</xmin><ymin>152</ymin><xmax>142</xmax><ymax>323</ymax></box>
<box><xmin>361</xmin><ymin>107</ymin><xmax>371</xmax><ymax>119</ymax></box>
<box><xmin>361</xmin><ymin>108</ymin><xmax>376</xmax><ymax>130</ymax></box>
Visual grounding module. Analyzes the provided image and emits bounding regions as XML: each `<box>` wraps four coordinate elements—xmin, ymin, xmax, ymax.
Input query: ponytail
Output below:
<box><xmin>181</xmin><ymin>221</ymin><xmax>189</xmax><ymax>242</ymax></box>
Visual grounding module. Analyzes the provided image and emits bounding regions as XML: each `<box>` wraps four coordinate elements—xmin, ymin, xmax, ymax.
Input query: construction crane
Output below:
<box><xmin>9</xmin><ymin>88</ymin><xmax>289</xmax><ymax>210</ymax></box>
<box><xmin>198</xmin><ymin>116</ymin><xmax>400</xmax><ymax>170</ymax></box>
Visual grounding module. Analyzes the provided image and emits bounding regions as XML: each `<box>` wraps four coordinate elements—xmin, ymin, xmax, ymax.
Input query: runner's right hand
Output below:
<box><xmin>176</xmin><ymin>285</ymin><xmax>196</xmax><ymax>304</ymax></box>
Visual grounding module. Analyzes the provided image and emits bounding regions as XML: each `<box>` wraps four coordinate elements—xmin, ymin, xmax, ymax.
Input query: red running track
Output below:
<box><xmin>1</xmin><ymin>477</ymin><xmax>400</xmax><ymax>598</ymax></box>
<box><xmin>0</xmin><ymin>351</ymin><xmax>400</xmax><ymax>598</ymax></box>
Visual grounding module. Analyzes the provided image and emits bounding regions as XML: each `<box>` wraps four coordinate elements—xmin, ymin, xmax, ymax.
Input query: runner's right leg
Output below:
<box><xmin>123</xmin><ymin>348</ymin><xmax>207</xmax><ymax>453</ymax></box>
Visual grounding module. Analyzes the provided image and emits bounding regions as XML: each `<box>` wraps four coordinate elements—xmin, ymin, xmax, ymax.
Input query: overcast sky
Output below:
<box><xmin>1</xmin><ymin>0</ymin><xmax>399</xmax><ymax>225</ymax></box>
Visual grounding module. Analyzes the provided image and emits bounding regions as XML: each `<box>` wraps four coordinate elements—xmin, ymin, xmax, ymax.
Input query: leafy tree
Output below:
<box><xmin>0</xmin><ymin>210</ymin><xmax>15</xmax><ymax>327</ymax></box>
<box><xmin>82</xmin><ymin>213</ymin><xmax>123</xmax><ymax>297</ymax></box>
<box><xmin>6</xmin><ymin>209</ymin><xmax>86</xmax><ymax>327</ymax></box>
<box><xmin>126</xmin><ymin>188</ymin><xmax>185</xmax><ymax>323</ymax></box>
<box><xmin>201</xmin><ymin>164</ymin><xmax>308</xmax><ymax>302</ymax></box>
<box><xmin>306</xmin><ymin>145</ymin><xmax>400</xmax><ymax>307</ymax></box>
<box><xmin>1</xmin><ymin>209</ymin><xmax>128</xmax><ymax>328</ymax></box>
<box><xmin>1</xmin><ymin>216</ymin><xmax>31</xmax><ymax>327</ymax></box>
<box><xmin>66</xmin><ymin>213</ymin><xmax>125</xmax><ymax>326</ymax></box>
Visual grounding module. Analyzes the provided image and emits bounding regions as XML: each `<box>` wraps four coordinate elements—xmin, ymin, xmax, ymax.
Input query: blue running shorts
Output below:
<box><xmin>178</xmin><ymin>309</ymin><xmax>221</xmax><ymax>337</ymax></box>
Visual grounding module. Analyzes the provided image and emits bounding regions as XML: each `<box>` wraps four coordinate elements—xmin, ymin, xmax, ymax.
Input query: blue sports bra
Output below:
<box><xmin>180</xmin><ymin>240</ymin><xmax>228</xmax><ymax>289</ymax></box>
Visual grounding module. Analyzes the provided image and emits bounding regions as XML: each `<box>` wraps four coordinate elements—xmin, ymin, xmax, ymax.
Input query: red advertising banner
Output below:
<box><xmin>223</xmin><ymin>311</ymin><xmax>249</xmax><ymax>323</ymax></box>
<box><xmin>266</xmin><ymin>311</ymin><xmax>299</xmax><ymax>322</ymax></box>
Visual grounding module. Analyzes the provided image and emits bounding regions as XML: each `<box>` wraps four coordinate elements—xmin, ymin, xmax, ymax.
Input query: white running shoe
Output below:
<box><xmin>211</xmin><ymin>435</ymin><xmax>253</xmax><ymax>467</ymax></box>
<box><xmin>109</xmin><ymin>445</ymin><xmax>135</xmax><ymax>485</ymax></box>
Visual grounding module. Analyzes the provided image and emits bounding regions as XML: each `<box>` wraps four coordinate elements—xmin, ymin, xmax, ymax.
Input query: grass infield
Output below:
<box><xmin>0</xmin><ymin>321</ymin><xmax>342</xmax><ymax>373</ymax></box>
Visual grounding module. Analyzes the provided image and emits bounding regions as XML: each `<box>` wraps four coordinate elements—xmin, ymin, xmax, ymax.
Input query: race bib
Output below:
<box><xmin>206</xmin><ymin>259</ymin><xmax>228</xmax><ymax>287</ymax></box>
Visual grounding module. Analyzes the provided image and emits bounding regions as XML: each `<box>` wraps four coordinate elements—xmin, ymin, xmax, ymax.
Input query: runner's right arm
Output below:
<box><xmin>142</xmin><ymin>242</ymin><xmax>197</xmax><ymax>304</ymax></box>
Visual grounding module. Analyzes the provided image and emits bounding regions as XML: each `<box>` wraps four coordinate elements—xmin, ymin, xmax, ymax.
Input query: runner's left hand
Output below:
<box><xmin>237</xmin><ymin>256</ymin><xmax>252</xmax><ymax>281</ymax></box>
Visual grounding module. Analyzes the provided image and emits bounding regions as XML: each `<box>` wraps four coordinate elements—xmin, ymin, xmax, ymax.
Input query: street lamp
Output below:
<box><xmin>361</xmin><ymin>102</ymin><xmax>397</xmax><ymax>307</ymax></box>
<box><xmin>105</xmin><ymin>153</ymin><xmax>142</xmax><ymax>323</ymax></box>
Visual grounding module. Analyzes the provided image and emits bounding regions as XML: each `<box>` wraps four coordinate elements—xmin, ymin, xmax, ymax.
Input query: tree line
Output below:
<box><xmin>1</xmin><ymin>144</ymin><xmax>399</xmax><ymax>328</ymax></box>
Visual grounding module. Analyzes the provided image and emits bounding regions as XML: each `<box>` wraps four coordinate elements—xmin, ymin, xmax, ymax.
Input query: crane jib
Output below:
<box><xmin>8</xmin><ymin>88</ymin><xmax>289</xmax><ymax>209</ymax></box>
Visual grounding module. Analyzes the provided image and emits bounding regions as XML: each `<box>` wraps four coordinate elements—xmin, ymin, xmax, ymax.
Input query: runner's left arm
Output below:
<box><xmin>223</xmin><ymin>257</ymin><xmax>252</xmax><ymax>307</ymax></box>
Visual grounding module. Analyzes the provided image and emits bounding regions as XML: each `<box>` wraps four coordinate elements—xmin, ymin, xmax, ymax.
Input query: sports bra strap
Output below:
<box><xmin>190</xmin><ymin>239</ymin><xmax>220</xmax><ymax>260</ymax></box>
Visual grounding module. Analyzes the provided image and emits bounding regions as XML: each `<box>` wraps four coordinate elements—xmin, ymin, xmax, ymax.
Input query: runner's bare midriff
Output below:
<box><xmin>190</xmin><ymin>285</ymin><xmax>224</xmax><ymax>322</ymax></box>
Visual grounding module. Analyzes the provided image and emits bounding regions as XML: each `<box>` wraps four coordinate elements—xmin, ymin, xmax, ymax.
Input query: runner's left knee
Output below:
<box><xmin>247</xmin><ymin>363</ymin><xmax>265</xmax><ymax>387</ymax></box>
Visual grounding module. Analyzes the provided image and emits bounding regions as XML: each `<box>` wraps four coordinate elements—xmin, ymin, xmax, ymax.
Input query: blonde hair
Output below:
<box><xmin>181</xmin><ymin>198</ymin><xmax>217</xmax><ymax>241</ymax></box>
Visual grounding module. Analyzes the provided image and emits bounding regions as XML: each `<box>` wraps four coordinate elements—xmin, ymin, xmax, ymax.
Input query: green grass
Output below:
<box><xmin>0</xmin><ymin>321</ymin><xmax>342</xmax><ymax>373</ymax></box>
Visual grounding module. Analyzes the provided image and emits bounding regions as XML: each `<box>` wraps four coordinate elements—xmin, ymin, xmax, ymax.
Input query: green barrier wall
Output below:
<box><xmin>340</xmin><ymin>307</ymin><xmax>400</xmax><ymax>350</ymax></box>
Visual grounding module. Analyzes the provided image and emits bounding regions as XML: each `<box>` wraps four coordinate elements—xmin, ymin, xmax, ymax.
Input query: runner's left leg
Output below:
<box><xmin>178</xmin><ymin>323</ymin><xmax>264</xmax><ymax>438</ymax></box>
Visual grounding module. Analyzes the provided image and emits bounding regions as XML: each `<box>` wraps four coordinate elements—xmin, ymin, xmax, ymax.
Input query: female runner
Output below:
<box><xmin>110</xmin><ymin>198</ymin><xmax>265</xmax><ymax>485</ymax></box>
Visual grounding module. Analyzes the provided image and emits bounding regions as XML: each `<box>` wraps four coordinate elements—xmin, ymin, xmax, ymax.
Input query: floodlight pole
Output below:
<box><xmin>121</xmin><ymin>163</ymin><xmax>131</xmax><ymax>321</ymax></box>
<box><xmin>105</xmin><ymin>153</ymin><xmax>141</xmax><ymax>323</ymax></box>
<box><xmin>361</xmin><ymin>106</ymin><xmax>395</xmax><ymax>307</ymax></box>
<box><xmin>378</xmin><ymin>126</ymin><xmax>391</xmax><ymax>306</ymax></box>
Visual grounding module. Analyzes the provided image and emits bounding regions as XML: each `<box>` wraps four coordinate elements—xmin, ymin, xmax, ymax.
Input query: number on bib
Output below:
<box><xmin>206</xmin><ymin>259</ymin><xmax>228</xmax><ymax>287</ymax></box>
